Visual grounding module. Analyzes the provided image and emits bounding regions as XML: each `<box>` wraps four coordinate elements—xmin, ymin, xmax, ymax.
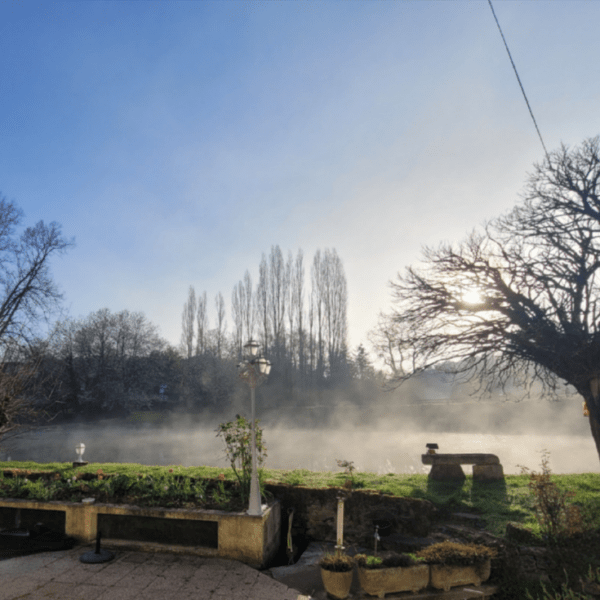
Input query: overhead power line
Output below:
<box><xmin>487</xmin><ymin>0</ymin><xmax>551</xmax><ymax>163</ymax></box>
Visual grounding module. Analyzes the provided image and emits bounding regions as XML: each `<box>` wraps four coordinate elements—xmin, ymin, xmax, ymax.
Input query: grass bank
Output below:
<box><xmin>1</xmin><ymin>460</ymin><xmax>599</xmax><ymax>540</ymax></box>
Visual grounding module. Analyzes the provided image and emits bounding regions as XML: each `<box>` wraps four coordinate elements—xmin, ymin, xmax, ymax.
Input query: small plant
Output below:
<box><xmin>319</xmin><ymin>550</ymin><xmax>355</xmax><ymax>572</ymax></box>
<box><xmin>406</xmin><ymin>552</ymin><xmax>427</xmax><ymax>564</ymax></box>
<box><xmin>361</xmin><ymin>555</ymin><xmax>383</xmax><ymax>568</ymax></box>
<box><xmin>22</xmin><ymin>478</ymin><xmax>52</xmax><ymax>501</ymax></box>
<box><xmin>215</xmin><ymin>415</ymin><xmax>268</xmax><ymax>506</ymax></box>
<box><xmin>525</xmin><ymin>567</ymin><xmax>599</xmax><ymax>600</ymax></box>
<box><xmin>417</xmin><ymin>541</ymin><xmax>497</xmax><ymax>566</ymax></box>
<box><xmin>104</xmin><ymin>473</ymin><xmax>135</xmax><ymax>498</ymax></box>
<box><xmin>517</xmin><ymin>451</ymin><xmax>585</xmax><ymax>542</ymax></box>
<box><xmin>1</xmin><ymin>475</ymin><xmax>30</xmax><ymax>498</ymax></box>
<box><xmin>336</xmin><ymin>459</ymin><xmax>356</xmax><ymax>487</ymax></box>
<box><xmin>210</xmin><ymin>479</ymin><xmax>232</xmax><ymax>510</ymax></box>
<box><xmin>355</xmin><ymin>553</ymin><xmax>422</xmax><ymax>569</ymax></box>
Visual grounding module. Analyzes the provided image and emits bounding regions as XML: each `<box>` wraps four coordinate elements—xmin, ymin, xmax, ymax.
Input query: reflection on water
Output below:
<box><xmin>0</xmin><ymin>421</ymin><xmax>597</xmax><ymax>475</ymax></box>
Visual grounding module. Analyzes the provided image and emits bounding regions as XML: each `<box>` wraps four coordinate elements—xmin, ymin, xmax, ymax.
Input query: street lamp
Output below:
<box><xmin>237</xmin><ymin>339</ymin><xmax>271</xmax><ymax>516</ymax></box>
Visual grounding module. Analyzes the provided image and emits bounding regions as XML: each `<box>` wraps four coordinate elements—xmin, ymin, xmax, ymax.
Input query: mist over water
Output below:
<box><xmin>1</xmin><ymin>396</ymin><xmax>598</xmax><ymax>475</ymax></box>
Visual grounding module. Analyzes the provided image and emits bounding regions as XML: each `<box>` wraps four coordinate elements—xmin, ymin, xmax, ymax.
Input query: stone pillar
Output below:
<box><xmin>473</xmin><ymin>464</ymin><xmax>504</xmax><ymax>482</ymax></box>
<box><xmin>429</xmin><ymin>464</ymin><xmax>466</xmax><ymax>481</ymax></box>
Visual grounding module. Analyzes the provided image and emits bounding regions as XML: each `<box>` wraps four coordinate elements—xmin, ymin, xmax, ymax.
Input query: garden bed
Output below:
<box><xmin>1</xmin><ymin>467</ymin><xmax>250</xmax><ymax>512</ymax></box>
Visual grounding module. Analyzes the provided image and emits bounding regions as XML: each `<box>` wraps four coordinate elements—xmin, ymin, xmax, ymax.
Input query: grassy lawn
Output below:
<box><xmin>2</xmin><ymin>460</ymin><xmax>599</xmax><ymax>540</ymax></box>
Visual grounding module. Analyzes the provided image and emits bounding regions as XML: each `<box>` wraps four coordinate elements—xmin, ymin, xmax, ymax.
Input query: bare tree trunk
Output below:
<box><xmin>294</xmin><ymin>250</ymin><xmax>305</xmax><ymax>386</ymax></box>
<box><xmin>231</xmin><ymin>282</ymin><xmax>243</xmax><ymax>357</ymax></box>
<box><xmin>586</xmin><ymin>382</ymin><xmax>600</xmax><ymax>464</ymax></box>
<box><xmin>268</xmin><ymin>245</ymin><xmax>288</xmax><ymax>361</ymax></box>
<box><xmin>195</xmin><ymin>292</ymin><xmax>207</xmax><ymax>355</ymax></box>
<box><xmin>242</xmin><ymin>270</ymin><xmax>254</xmax><ymax>343</ymax></box>
<box><xmin>255</xmin><ymin>255</ymin><xmax>270</xmax><ymax>352</ymax></box>
<box><xmin>215</xmin><ymin>292</ymin><xmax>226</xmax><ymax>360</ymax></box>
<box><xmin>589</xmin><ymin>413</ymin><xmax>600</xmax><ymax>465</ymax></box>
<box><xmin>181</xmin><ymin>286</ymin><xmax>196</xmax><ymax>359</ymax></box>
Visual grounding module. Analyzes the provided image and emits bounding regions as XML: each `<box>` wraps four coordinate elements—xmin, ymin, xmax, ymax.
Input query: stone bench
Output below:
<box><xmin>421</xmin><ymin>453</ymin><xmax>504</xmax><ymax>482</ymax></box>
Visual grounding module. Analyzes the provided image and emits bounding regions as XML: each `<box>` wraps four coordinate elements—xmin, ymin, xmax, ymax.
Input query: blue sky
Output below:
<box><xmin>1</xmin><ymin>0</ymin><xmax>599</xmax><ymax>355</ymax></box>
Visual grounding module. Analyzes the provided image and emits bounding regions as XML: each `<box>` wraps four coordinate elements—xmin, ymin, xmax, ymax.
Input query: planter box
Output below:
<box><xmin>320</xmin><ymin>567</ymin><xmax>353</xmax><ymax>600</ymax></box>
<box><xmin>0</xmin><ymin>497</ymin><xmax>280</xmax><ymax>569</ymax></box>
<box><xmin>430</xmin><ymin>559</ymin><xmax>492</xmax><ymax>591</ymax></box>
<box><xmin>357</xmin><ymin>564</ymin><xmax>429</xmax><ymax>597</ymax></box>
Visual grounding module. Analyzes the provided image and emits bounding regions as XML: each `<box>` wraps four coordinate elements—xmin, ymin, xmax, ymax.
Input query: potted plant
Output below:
<box><xmin>416</xmin><ymin>541</ymin><xmax>497</xmax><ymax>592</ymax></box>
<box><xmin>319</xmin><ymin>550</ymin><xmax>355</xmax><ymax>600</ymax></box>
<box><xmin>355</xmin><ymin>552</ymin><xmax>429</xmax><ymax>597</ymax></box>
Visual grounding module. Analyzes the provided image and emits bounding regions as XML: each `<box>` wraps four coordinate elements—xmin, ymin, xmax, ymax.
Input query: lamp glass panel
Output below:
<box><xmin>260</xmin><ymin>359</ymin><xmax>271</xmax><ymax>375</ymax></box>
<box><xmin>244</xmin><ymin>340</ymin><xmax>260</xmax><ymax>356</ymax></box>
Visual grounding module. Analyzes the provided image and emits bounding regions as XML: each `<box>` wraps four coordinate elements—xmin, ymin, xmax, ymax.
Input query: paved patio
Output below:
<box><xmin>0</xmin><ymin>542</ymin><xmax>310</xmax><ymax>600</ymax></box>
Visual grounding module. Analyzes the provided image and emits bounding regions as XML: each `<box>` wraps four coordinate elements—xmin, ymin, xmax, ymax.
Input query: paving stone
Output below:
<box><xmin>22</xmin><ymin>581</ymin><xmax>105</xmax><ymax>600</ymax></box>
<box><xmin>95</xmin><ymin>586</ymin><xmax>144</xmax><ymax>600</ymax></box>
<box><xmin>117</xmin><ymin>552</ymin><xmax>149</xmax><ymax>564</ymax></box>
<box><xmin>85</xmin><ymin>564</ymin><xmax>139</xmax><ymax>586</ymax></box>
<box><xmin>0</xmin><ymin>547</ymin><xmax>307</xmax><ymax>600</ymax></box>
<box><xmin>0</xmin><ymin>580</ymin><xmax>45</xmax><ymax>600</ymax></box>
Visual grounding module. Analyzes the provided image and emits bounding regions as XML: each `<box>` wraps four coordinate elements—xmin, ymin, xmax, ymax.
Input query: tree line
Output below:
<box><xmin>181</xmin><ymin>246</ymin><xmax>351</xmax><ymax>389</ymax></box>
<box><xmin>0</xmin><ymin>228</ymin><xmax>381</xmax><ymax>440</ymax></box>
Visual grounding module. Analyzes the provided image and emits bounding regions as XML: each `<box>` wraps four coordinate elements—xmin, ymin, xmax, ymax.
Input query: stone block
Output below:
<box><xmin>422</xmin><ymin>453</ymin><xmax>500</xmax><ymax>466</ymax></box>
<box><xmin>473</xmin><ymin>463</ymin><xmax>504</xmax><ymax>481</ymax></box>
<box><xmin>428</xmin><ymin>464</ymin><xmax>466</xmax><ymax>481</ymax></box>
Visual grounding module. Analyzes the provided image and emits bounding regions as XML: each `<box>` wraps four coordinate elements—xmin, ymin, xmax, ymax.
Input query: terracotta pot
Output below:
<box><xmin>358</xmin><ymin>563</ymin><xmax>430</xmax><ymax>597</ymax></box>
<box><xmin>320</xmin><ymin>567</ymin><xmax>354</xmax><ymax>599</ymax></box>
<box><xmin>429</xmin><ymin>559</ymin><xmax>491</xmax><ymax>591</ymax></box>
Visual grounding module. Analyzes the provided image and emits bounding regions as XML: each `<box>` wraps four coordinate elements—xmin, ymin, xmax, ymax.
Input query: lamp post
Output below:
<box><xmin>73</xmin><ymin>443</ymin><xmax>88</xmax><ymax>468</ymax></box>
<box><xmin>238</xmin><ymin>339</ymin><xmax>271</xmax><ymax>516</ymax></box>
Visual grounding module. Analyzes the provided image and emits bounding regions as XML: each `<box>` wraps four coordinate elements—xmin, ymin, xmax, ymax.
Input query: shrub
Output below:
<box><xmin>319</xmin><ymin>552</ymin><xmax>355</xmax><ymax>572</ymax></box>
<box><xmin>525</xmin><ymin>566</ymin><xmax>600</xmax><ymax>600</ymax></box>
<box><xmin>215</xmin><ymin>415</ymin><xmax>269</xmax><ymax>506</ymax></box>
<box><xmin>518</xmin><ymin>451</ymin><xmax>585</xmax><ymax>541</ymax></box>
<box><xmin>417</xmin><ymin>541</ymin><xmax>497</xmax><ymax>566</ymax></box>
<box><xmin>210</xmin><ymin>479</ymin><xmax>232</xmax><ymax>510</ymax></box>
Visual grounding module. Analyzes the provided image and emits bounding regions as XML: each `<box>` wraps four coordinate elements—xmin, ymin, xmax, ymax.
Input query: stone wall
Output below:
<box><xmin>264</xmin><ymin>483</ymin><xmax>438</xmax><ymax>547</ymax></box>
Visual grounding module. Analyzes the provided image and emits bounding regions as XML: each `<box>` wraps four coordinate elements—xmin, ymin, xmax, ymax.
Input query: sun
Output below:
<box><xmin>462</xmin><ymin>289</ymin><xmax>483</xmax><ymax>305</ymax></box>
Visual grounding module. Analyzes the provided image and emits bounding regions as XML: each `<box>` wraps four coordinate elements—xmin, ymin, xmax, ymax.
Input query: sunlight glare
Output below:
<box><xmin>462</xmin><ymin>289</ymin><xmax>483</xmax><ymax>305</ymax></box>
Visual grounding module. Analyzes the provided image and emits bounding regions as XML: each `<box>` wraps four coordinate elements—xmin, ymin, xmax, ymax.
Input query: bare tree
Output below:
<box><xmin>0</xmin><ymin>354</ymin><xmax>54</xmax><ymax>451</ymax></box>
<box><xmin>376</xmin><ymin>137</ymin><xmax>600</xmax><ymax>463</ymax></box>
<box><xmin>242</xmin><ymin>270</ymin><xmax>254</xmax><ymax>343</ymax></box>
<box><xmin>232</xmin><ymin>270</ymin><xmax>255</xmax><ymax>356</ymax></box>
<box><xmin>231</xmin><ymin>281</ymin><xmax>243</xmax><ymax>356</ymax></box>
<box><xmin>292</xmin><ymin>250</ymin><xmax>306</xmax><ymax>381</ymax></box>
<box><xmin>368</xmin><ymin>314</ymin><xmax>409</xmax><ymax>379</ymax></box>
<box><xmin>286</xmin><ymin>251</ymin><xmax>295</xmax><ymax>369</ymax></box>
<box><xmin>180</xmin><ymin>286</ymin><xmax>196</xmax><ymax>359</ymax></box>
<box><xmin>323</xmin><ymin>248</ymin><xmax>348</xmax><ymax>377</ymax></box>
<box><xmin>268</xmin><ymin>245</ymin><xmax>288</xmax><ymax>360</ymax></box>
<box><xmin>311</xmin><ymin>248</ymin><xmax>348</xmax><ymax>379</ymax></box>
<box><xmin>214</xmin><ymin>292</ymin><xmax>226</xmax><ymax>359</ymax></box>
<box><xmin>255</xmin><ymin>254</ymin><xmax>270</xmax><ymax>351</ymax></box>
<box><xmin>0</xmin><ymin>195</ymin><xmax>72</xmax><ymax>448</ymax></box>
<box><xmin>0</xmin><ymin>197</ymin><xmax>72</xmax><ymax>348</ymax></box>
<box><xmin>63</xmin><ymin>308</ymin><xmax>165</xmax><ymax>414</ymax></box>
<box><xmin>311</xmin><ymin>250</ymin><xmax>325</xmax><ymax>378</ymax></box>
<box><xmin>195</xmin><ymin>291</ymin><xmax>208</xmax><ymax>355</ymax></box>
